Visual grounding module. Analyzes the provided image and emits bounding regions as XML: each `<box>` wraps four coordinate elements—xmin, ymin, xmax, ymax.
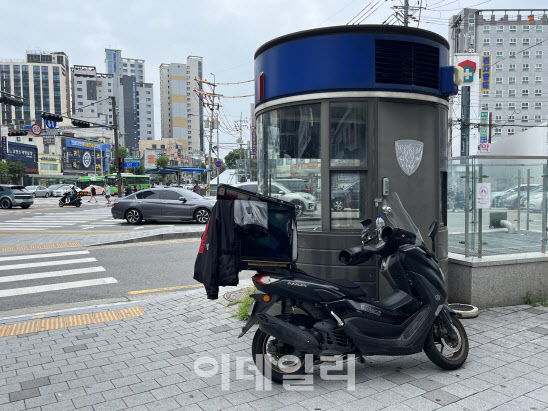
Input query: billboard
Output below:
<box><xmin>1</xmin><ymin>137</ymin><xmax>38</xmax><ymax>173</ymax></box>
<box><xmin>62</xmin><ymin>138</ymin><xmax>111</xmax><ymax>174</ymax></box>
<box><xmin>481</xmin><ymin>55</ymin><xmax>491</xmax><ymax>90</ymax></box>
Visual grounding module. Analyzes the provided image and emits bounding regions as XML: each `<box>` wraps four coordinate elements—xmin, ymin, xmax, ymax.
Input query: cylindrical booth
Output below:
<box><xmin>254</xmin><ymin>26</ymin><xmax>456</xmax><ymax>299</ymax></box>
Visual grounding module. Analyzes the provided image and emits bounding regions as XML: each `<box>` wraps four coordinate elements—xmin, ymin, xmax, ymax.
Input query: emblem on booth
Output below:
<box><xmin>395</xmin><ymin>140</ymin><xmax>424</xmax><ymax>176</ymax></box>
<box><xmin>458</xmin><ymin>59</ymin><xmax>477</xmax><ymax>83</ymax></box>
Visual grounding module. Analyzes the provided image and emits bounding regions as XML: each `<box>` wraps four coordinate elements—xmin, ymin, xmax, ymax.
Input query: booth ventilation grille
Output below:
<box><xmin>375</xmin><ymin>40</ymin><xmax>439</xmax><ymax>89</ymax></box>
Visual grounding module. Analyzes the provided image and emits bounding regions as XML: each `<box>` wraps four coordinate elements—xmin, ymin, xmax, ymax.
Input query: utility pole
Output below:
<box><xmin>207</xmin><ymin>81</ymin><xmax>215</xmax><ymax>191</ymax></box>
<box><xmin>111</xmin><ymin>96</ymin><xmax>122</xmax><ymax>197</ymax></box>
<box><xmin>403</xmin><ymin>0</ymin><xmax>409</xmax><ymax>27</ymax></box>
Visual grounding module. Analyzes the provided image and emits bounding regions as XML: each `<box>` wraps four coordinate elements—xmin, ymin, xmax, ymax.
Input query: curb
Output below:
<box><xmin>90</xmin><ymin>230</ymin><xmax>204</xmax><ymax>247</ymax></box>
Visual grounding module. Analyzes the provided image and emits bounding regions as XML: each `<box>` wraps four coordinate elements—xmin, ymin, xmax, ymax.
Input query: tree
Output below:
<box><xmin>7</xmin><ymin>160</ymin><xmax>27</xmax><ymax>183</ymax></box>
<box><xmin>109</xmin><ymin>146</ymin><xmax>130</xmax><ymax>174</ymax></box>
<box><xmin>0</xmin><ymin>162</ymin><xmax>11</xmax><ymax>184</ymax></box>
<box><xmin>224</xmin><ymin>149</ymin><xmax>242</xmax><ymax>169</ymax></box>
<box><xmin>128</xmin><ymin>164</ymin><xmax>146</xmax><ymax>175</ymax></box>
<box><xmin>155</xmin><ymin>155</ymin><xmax>169</xmax><ymax>168</ymax></box>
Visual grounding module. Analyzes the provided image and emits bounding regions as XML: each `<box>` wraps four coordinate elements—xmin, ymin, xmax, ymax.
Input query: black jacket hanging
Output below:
<box><xmin>193</xmin><ymin>200</ymin><xmax>240</xmax><ymax>299</ymax></box>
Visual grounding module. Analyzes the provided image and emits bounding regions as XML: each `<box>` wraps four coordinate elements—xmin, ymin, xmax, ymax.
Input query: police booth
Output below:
<box><xmin>253</xmin><ymin>25</ymin><xmax>459</xmax><ymax>299</ymax></box>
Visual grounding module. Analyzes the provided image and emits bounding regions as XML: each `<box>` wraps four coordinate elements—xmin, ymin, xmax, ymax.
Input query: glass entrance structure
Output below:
<box><xmin>254</xmin><ymin>26</ymin><xmax>457</xmax><ymax>298</ymax></box>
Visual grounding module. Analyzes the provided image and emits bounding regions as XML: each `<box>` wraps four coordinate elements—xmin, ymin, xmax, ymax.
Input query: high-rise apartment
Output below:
<box><xmin>449</xmin><ymin>9</ymin><xmax>548</xmax><ymax>143</ymax></box>
<box><xmin>0</xmin><ymin>51</ymin><xmax>70</xmax><ymax>127</ymax></box>
<box><xmin>159</xmin><ymin>56</ymin><xmax>204</xmax><ymax>152</ymax></box>
<box><xmin>104</xmin><ymin>49</ymin><xmax>154</xmax><ymax>149</ymax></box>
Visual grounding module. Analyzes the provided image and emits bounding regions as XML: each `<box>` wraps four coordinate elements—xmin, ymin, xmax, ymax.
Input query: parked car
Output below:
<box><xmin>111</xmin><ymin>187</ymin><xmax>215</xmax><ymax>225</ymax></box>
<box><xmin>502</xmin><ymin>184</ymin><xmax>542</xmax><ymax>209</ymax></box>
<box><xmin>81</xmin><ymin>185</ymin><xmax>105</xmax><ymax>196</ymax></box>
<box><xmin>25</xmin><ymin>185</ymin><xmax>50</xmax><ymax>198</ymax></box>
<box><xmin>274</xmin><ymin>178</ymin><xmax>311</xmax><ymax>194</ymax></box>
<box><xmin>0</xmin><ymin>185</ymin><xmax>34</xmax><ymax>209</ymax></box>
<box><xmin>231</xmin><ymin>181</ymin><xmax>316</xmax><ymax>217</ymax></box>
<box><xmin>331</xmin><ymin>181</ymin><xmax>360</xmax><ymax>211</ymax></box>
<box><xmin>527</xmin><ymin>192</ymin><xmax>546</xmax><ymax>212</ymax></box>
<box><xmin>51</xmin><ymin>184</ymin><xmax>81</xmax><ymax>197</ymax></box>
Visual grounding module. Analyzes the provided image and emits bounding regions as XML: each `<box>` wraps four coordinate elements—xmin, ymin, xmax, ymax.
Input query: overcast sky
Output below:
<box><xmin>3</xmin><ymin>0</ymin><xmax>542</xmax><ymax>158</ymax></box>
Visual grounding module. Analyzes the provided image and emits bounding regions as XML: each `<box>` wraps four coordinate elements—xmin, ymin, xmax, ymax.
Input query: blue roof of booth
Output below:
<box><xmin>254</xmin><ymin>25</ymin><xmax>453</xmax><ymax>106</ymax></box>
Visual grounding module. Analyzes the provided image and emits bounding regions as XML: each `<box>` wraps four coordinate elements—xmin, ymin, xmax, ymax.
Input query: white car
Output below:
<box><xmin>232</xmin><ymin>181</ymin><xmax>316</xmax><ymax>216</ymax></box>
<box><xmin>52</xmin><ymin>184</ymin><xmax>81</xmax><ymax>197</ymax></box>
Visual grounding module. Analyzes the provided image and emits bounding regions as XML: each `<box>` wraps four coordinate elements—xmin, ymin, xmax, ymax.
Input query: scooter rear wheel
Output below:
<box><xmin>251</xmin><ymin>317</ymin><xmax>314</xmax><ymax>384</ymax></box>
<box><xmin>59</xmin><ymin>200</ymin><xmax>64</xmax><ymax>207</ymax></box>
<box><xmin>424</xmin><ymin>316</ymin><xmax>468</xmax><ymax>370</ymax></box>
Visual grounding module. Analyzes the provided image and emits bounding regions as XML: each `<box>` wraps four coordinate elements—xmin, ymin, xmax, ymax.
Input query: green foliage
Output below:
<box><xmin>524</xmin><ymin>292</ymin><xmax>548</xmax><ymax>307</ymax></box>
<box><xmin>0</xmin><ymin>161</ymin><xmax>12</xmax><ymax>183</ymax></box>
<box><xmin>224</xmin><ymin>149</ymin><xmax>242</xmax><ymax>169</ymax></box>
<box><xmin>109</xmin><ymin>147</ymin><xmax>130</xmax><ymax>173</ymax></box>
<box><xmin>155</xmin><ymin>155</ymin><xmax>169</xmax><ymax>168</ymax></box>
<box><xmin>229</xmin><ymin>287</ymin><xmax>256</xmax><ymax>321</ymax></box>
<box><xmin>128</xmin><ymin>164</ymin><xmax>146</xmax><ymax>175</ymax></box>
<box><xmin>7</xmin><ymin>160</ymin><xmax>27</xmax><ymax>182</ymax></box>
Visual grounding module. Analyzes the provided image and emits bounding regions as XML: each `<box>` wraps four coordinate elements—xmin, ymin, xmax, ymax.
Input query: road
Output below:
<box><xmin>0</xmin><ymin>195</ymin><xmax>203</xmax><ymax>235</ymax></box>
<box><xmin>0</xmin><ymin>239</ymin><xmax>252</xmax><ymax>318</ymax></box>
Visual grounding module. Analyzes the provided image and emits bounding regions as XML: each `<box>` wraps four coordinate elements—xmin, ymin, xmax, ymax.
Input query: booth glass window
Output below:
<box><xmin>330</xmin><ymin>102</ymin><xmax>367</xmax><ymax>166</ymax></box>
<box><xmin>257</xmin><ymin>104</ymin><xmax>321</xmax><ymax>231</ymax></box>
<box><xmin>330</xmin><ymin>172</ymin><xmax>366</xmax><ymax>229</ymax></box>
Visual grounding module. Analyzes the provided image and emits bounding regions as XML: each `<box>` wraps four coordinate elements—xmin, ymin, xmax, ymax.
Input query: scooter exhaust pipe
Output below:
<box><xmin>256</xmin><ymin>313</ymin><xmax>321</xmax><ymax>355</ymax></box>
<box><xmin>339</xmin><ymin>245</ymin><xmax>370</xmax><ymax>266</ymax></box>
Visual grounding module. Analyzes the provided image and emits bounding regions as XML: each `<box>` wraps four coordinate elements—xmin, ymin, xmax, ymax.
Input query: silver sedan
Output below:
<box><xmin>111</xmin><ymin>187</ymin><xmax>216</xmax><ymax>224</ymax></box>
<box><xmin>25</xmin><ymin>185</ymin><xmax>50</xmax><ymax>198</ymax></box>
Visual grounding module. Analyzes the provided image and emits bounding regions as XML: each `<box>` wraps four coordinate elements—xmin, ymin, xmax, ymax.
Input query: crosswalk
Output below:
<box><xmin>0</xmin><ymin>250</ymin><xmax>116</xmax><ymax>299</ymax></box>
<box><xmin>0</xmin><ymin>209</ymin><xmax>119</xmax><ymax>232</ymax></box>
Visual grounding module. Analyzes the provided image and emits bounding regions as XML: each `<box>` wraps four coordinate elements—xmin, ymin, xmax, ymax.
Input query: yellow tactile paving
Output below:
<box><xmin>0</xmin><ymin>242</ymin><xmax>82</xmax><ymax>251</ymax></box>
<box><xmin>0</xmin><ymin>306</ymin><xmax>146</xmax><ymax>338</ymax></box>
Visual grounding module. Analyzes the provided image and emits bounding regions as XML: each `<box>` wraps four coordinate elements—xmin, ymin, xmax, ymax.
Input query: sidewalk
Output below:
<box><xmin>1</xmin><ymin>283</ymin><xmax>548</xmax><ymax>410</ymax></box>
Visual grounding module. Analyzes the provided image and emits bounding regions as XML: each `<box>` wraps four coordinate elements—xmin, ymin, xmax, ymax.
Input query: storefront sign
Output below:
<box><xmin>1</xmin><ymin>137</ymin><xmax>38</xmax><ymax>173</ymax></box>
<box><xmin>458</xmin><ymin>59</ymin><xmax>477</xmax><ymax>83</ymax></box>
<box><xmin>481</xmin><ymin>55</ymin><xmax>491</xmax><ymax>90</ymax></box>
<box><xmin>43</xmin><ymin>135</ymin><xmax>55</xmax><ymax>145</ymax></box>
<box><xmin>479</xmin><ymin>112</ymin><xmax>489</xmax><ymax>143</ymax></box>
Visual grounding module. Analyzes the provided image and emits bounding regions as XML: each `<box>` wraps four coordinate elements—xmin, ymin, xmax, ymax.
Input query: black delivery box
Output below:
<box><xmin>217</xmin><ymin>184</ymin><xmax>298</xmax><ymax>266</ymax></box>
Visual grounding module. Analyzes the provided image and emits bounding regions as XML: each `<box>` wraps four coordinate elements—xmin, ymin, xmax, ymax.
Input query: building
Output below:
<box><xmin>449</xmin><ymin>9</ymin><xmax>548</xmax><ymax>153</ymax></box>
<box><xmin>159</xmin><ymin>57</ymin><xmax>204</xmax><ymax>152</ymax></box>
<box><xmin>138</xmin><ymin>137</ymin><xmax>189</xmax><ymax>166</ymax></box>
<box><xmin>0</xmin><ymin>51</ymin><xmax>70</xmax><ymax>128</ymax></box>
<box><xmin>70</xmin><ymin>65</ymin><xmax>115</xmax><ymax>145</ymax></box>
<box><xmin>104</xmin><ymin>49</ymin><xmax>154</xmax><ymax>149</ymax></box>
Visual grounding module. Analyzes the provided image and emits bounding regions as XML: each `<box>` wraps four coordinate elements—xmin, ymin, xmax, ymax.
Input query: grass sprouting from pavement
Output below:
<box><xmin>228</xmin><ymin>286</ymin><xmax>256</xmax><ymax>321</ymax></box>
<box><xmin>525</xmin><ymin>292</ymin><xmax>548</xmax><ymax>307</ymax></box>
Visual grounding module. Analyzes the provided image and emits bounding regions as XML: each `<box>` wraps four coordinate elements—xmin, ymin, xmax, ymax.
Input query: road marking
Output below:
<box><xmin>91</xmin><ymin>238</ymin><xmax>200</xmax><ymax>250</ymax></box>
<box><xmin>0</xmin><ymin>266</ymin><xmax>105</xmax><ymax>283</ymax></box>
<box><xmin>0</xmin><ymin>231</ymin><xmax>126</xmax><ymax>235</ymax></box>
<box><xmin>0</xmin><ymin>224</ymin><xmax>65</xmax><ymax>228</ymax></box>
<box><xmin>0</xmin><ymin>257</ymin><xmax>97</xmax><ymax>271</ymax></box>
<box><xmin>134</xmin><ymin>227</ymin><xmax>144</xmax><ymax>230</ymax></box>
<box><xmin>0</xmin><ymin>228</ymin><xmax>47</xmax><ymax>231</ymax></box>
<box><xmin>0</xmin><ymin>242</ymin><xmax>82</xmax><ymax>251</ymax></box>
<box><xmin>128</xmin><ymin>284</ymin><xmax>203</xmax><ymax>295</ymax></box>
<box><xmin>0</xmin><ymin>277</ymin><xmax>117</xmax><ymax>298</ymax></box>
<box><xmin>0</xmin><ymin>250</ymin><xmax>90</xmax><ymax>262</ymax></box>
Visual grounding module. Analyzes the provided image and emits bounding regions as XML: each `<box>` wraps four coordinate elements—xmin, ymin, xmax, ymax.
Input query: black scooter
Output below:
<box><xmin>239</xmin><ymin>192</ymin><xmax>468</xmax><ymax>384</ymax></box>
<box><xmin>59</xmin><ymin>191</ymin><xmax>82</xmax><ymax>207</ymax></box>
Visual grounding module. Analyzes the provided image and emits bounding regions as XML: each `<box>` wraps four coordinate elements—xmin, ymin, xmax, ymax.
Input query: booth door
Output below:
<box><xmin>376</xmin><ymin>100</ymin><xmax>441</xmax><ymax>243</ymax></box>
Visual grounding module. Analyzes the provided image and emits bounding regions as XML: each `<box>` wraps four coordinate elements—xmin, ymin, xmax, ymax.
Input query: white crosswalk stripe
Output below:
<box><xmin>0</xmin><ymin>250</ymin><xmax>116</xmax><ymax>298</ymax></box>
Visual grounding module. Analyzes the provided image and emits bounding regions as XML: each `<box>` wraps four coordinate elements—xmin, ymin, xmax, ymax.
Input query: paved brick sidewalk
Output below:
<box><xmin>1</xmin><ymin>285</ymin><xmax>548</xmax><ymax>410</ymax></box>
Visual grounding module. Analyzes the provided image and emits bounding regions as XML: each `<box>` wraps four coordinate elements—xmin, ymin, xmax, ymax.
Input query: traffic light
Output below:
<box><xmin>0</xmin><ymin>95</ymin><xmax>24</xmax><ymax>107</ymax></box>
<box><xmin>41</xmin><ymin>112</ymin><xmax>63</xmax><ymax>122</ymax></box>
<box><xmin>8</xmin><ymin>130</ymin><xmax>28</xmax><ymax>136</ymax></box>
<box><xmin>72</xmin><ymin>119</ymin><xmax>91</xmax><ymax>128</ymax></box>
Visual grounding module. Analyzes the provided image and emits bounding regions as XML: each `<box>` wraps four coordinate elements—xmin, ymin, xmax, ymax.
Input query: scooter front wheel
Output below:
<box><xmin>424</xmin><ymin>316</ymin><xmax>468</xmax><ymax>370</ymax></box>
<box><xmin>251</xmin><ymin>326</ymin><xmax>312</xmax><ymax>384</ymax></box>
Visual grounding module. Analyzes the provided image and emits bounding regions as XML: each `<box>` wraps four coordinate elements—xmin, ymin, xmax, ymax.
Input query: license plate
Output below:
<box><xmin>247</xmin><ymin>301</ymin><xmax>256</xmax><ymax>316</ymax></box>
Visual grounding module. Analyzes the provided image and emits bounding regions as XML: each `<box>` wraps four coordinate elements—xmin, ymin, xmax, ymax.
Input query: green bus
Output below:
<box><xmin>105</xmin><ymin>173</ymin><xmax>151</xmax><ymax>195</ymax></box>
<box><xmin>76</xmin><ymin>176</ymin><xmax>105</xmax><ymax>190</ymax></box>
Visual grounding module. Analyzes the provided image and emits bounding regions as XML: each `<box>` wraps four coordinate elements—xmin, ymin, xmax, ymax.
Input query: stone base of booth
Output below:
<box><xmin>448</xmin><ymin>252</ymin><xmax>548</xmax><ymax>308</ymax></box>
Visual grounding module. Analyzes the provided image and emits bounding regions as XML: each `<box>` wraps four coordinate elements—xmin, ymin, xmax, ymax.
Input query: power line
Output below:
<box><xmin>347</xmin><ymin>1</ymin><xmax>377</xmax><ymax>24</ymax></box>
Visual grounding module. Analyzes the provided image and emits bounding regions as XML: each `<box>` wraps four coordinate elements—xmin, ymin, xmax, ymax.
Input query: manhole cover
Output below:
<box><xmin>224</xmin><ymin>289</ymin><xmax>248</xmax><ymax>302</ymax></box>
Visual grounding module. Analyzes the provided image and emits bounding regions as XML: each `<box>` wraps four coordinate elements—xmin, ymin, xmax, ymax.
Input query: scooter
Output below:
<box><xmin>59</xmin><ymin>190</ymin><xmax>82</xmax><ymax>207</ymax></box>
<box><xmin>239</xmin><ymin>192</ymin><xmax>468</xmax><ymax>384</ymax></box>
